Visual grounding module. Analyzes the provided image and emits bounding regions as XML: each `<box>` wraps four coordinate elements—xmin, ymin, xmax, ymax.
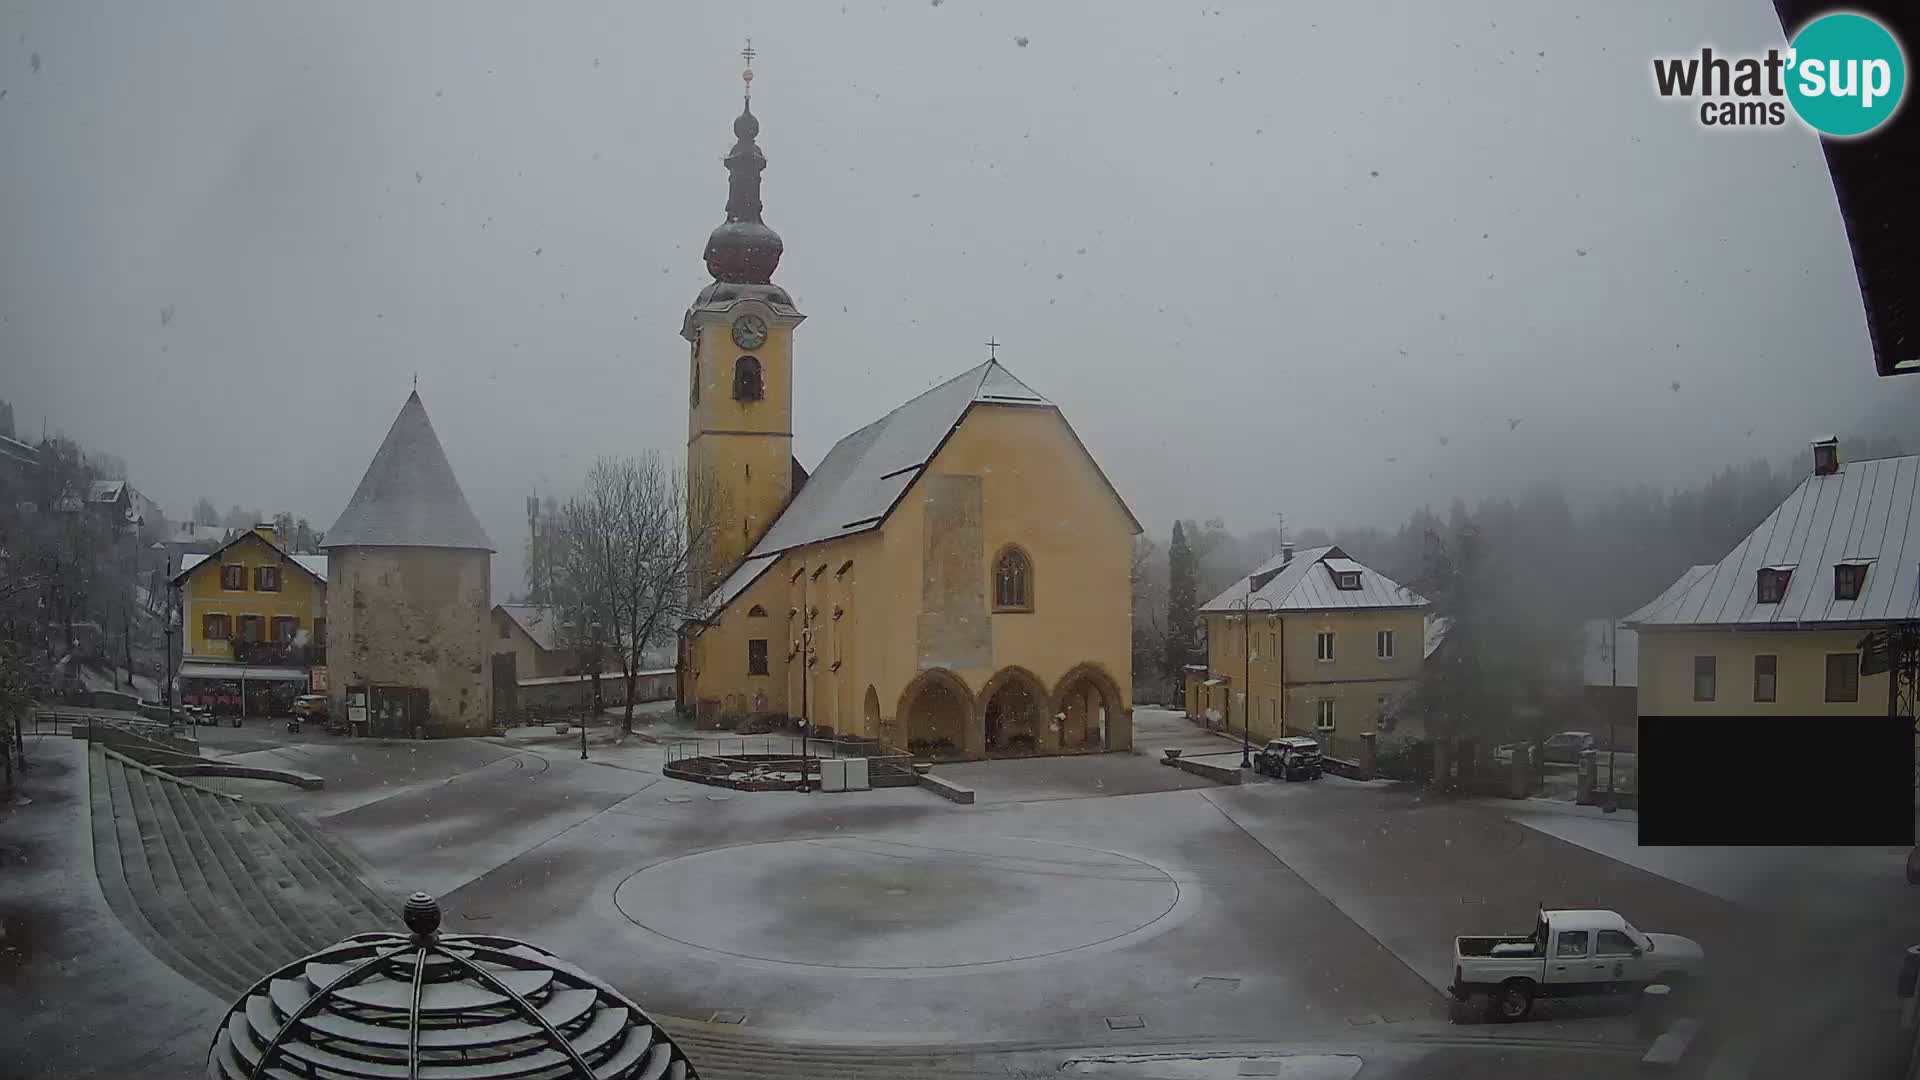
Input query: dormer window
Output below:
<box><xmin>1323</xmin><ymin>557</ymin><xmax>1366</xmax><ymax>591</ymax></box>
<box><xmin>1834</xmin><ymin>560</ymin><xmax>1871</xmax><ymax>601</ymax></box>
<box><xmin>1757</xmin><ymin>565</ymin><xmax>1794</xmax><ymax>604</ymax></box>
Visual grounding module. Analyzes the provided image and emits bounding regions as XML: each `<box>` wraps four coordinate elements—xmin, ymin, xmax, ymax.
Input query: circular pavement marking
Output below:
<box><xmin>614</xmin><ymin>836</ymin><xmax>1182</xmax><ymax>972</ymax></box>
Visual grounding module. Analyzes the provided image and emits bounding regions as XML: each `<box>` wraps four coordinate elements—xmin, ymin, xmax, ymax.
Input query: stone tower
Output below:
<box><xmin>322</xmin><ymin>391</ymin><xmax>495</xmax><ymax>737</ymax></box>
<box><xmin>683</xmin><ymin>53</ymin><xmax>805</xmax><ymax>599</ymax></box>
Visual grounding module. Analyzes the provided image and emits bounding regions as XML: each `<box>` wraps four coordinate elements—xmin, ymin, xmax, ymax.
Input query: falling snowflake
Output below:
<box><xmin>1014</xmin><ymin>36</ymin><xmax>1030</xmax><ymax>47</ymax></box>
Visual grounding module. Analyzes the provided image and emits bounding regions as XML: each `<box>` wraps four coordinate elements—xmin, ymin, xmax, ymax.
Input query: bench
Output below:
<box><xmin>917</xmin><ymin>773</ymin><xmax>975</xmax><ymax>805</ymax></box>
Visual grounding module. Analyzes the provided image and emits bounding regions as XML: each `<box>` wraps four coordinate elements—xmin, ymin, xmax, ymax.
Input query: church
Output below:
<box><xmin>678</xmin><ymin>60</ymin><xmax>1140</xmax><ymax>759</ymax></box>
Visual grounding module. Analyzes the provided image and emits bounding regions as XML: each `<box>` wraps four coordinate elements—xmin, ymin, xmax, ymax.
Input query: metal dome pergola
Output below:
<box><xmin>207</xmin><ymin>893</ymin><xmax>699</xmax><ymax>1080</ymax></box>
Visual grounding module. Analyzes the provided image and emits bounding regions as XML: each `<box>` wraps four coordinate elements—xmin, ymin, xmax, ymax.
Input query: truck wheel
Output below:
<box><xmin>1493</xmin><ymin>980</ymin><xmax>1534</xmax><ymax>1022</ymax></box>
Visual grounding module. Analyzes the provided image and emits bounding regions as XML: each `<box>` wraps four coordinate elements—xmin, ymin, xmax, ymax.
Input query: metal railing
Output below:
<box><xmin>30</xmin><ymin>708</ymin><xmax>194</xmax><ymax>743</ymax></box>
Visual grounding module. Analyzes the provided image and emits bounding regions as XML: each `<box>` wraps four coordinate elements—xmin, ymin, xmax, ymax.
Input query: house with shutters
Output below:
<box><xmin>170</xmin><ymin>524</ymin><xmax>328</xmax><ymax>714</ymax></box>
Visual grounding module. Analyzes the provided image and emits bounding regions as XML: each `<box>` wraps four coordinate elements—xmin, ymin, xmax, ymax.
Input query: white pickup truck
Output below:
<box><xmin>1451</xmin><ymin>908</ymin><xmax>1705</xmax><ymax>1021</ymax></box>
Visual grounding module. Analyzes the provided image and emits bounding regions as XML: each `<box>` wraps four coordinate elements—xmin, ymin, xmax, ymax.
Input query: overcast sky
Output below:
<box><xmin>2</xmin><ymin>1</ymin><xmax>1895</xmax><ymax>597</ymax></box>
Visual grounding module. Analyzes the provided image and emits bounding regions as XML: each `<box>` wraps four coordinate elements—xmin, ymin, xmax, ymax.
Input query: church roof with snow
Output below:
<box><xmin>702</xmin><ymin>359</ymin><xmax>1138</xmax><ymax>612</ymax></box>
<box><xmin>323</xmin><ymin>392</ymin><xmax>494</xmax><ymax>552</ymax></box>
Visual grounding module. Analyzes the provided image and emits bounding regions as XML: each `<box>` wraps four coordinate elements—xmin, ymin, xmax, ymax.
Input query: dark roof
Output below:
<box><xmin>323</xmin><ymin>392</ymin><xmax>494</xmax><ymax>551</ymax></box>
<box><xmin>1775</xmin><ymin>1</ymin><xmax>1918</xmax><ymax>376</ymax></box>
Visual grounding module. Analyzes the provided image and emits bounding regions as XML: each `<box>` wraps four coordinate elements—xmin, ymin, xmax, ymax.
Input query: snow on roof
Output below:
<box><xmin>1624</xmin><ymin>454</ymin><xmax>1920</xmax><ymax>629</ymax></box>
<box><xmin>745</xmin><ymin>361</ymin><xmax>1049</xmax><ymax>559</ymax></box>
<box><xmin>88</xmin><ymin>479</ymin><xmax>125</xmax><ymax>502</ymax></box>
<box><xmin>702</xmin><ymin>554</ymin><xmax>780</xmax><ymax>617</ymax></box>
<box><xmin>1200</xmin><ymin>546</ymin><xmax>1427</xmax><ymax>614</ymax></box>
<box><xmin>1580</xmin><ymin>618</ymin><xmax>1637</xmax><ymax>688</ymax></box>
<box><xmin>496</xmin><ymin>604</ymin><xmax>564</xmax><ymax>651</ymax></box>
<box><xmin>1322</xmin><ymin>557</ymin><xmax>1368</xmax><ymax>575</ymax></box>
<box><xmin>174</xmin><ymin>535</ymin><xmax>327</xmax><ymax>584</ymax></box>
<box><xmin>322</xmin><ymin>392</ymin><xmax>494</xmax><ymax>552</ymax></box>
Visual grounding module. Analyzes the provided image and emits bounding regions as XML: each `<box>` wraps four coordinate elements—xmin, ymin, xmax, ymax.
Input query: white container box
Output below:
<box><xmin>844</xmin><ymin>757</ymin><xmax>870</xmax><ymax>791</ymax></box>
<box><xmin>817</xmin><ymin>757</ymin><xmax>848</xmax><ymax>793</ymax></box>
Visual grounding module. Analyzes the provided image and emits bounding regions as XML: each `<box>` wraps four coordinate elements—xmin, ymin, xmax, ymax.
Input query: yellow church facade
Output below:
<box><xmin>678</xmin><ymin>74</ymin><xmax>1139</xmax><ymax>759</ymax></box>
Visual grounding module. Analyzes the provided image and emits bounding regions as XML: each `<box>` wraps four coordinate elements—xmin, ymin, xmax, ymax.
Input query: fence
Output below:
<box><xmin>664</xmin><ymin>736</ymin><xmax>917</xmax><ymax>787</ymax></box>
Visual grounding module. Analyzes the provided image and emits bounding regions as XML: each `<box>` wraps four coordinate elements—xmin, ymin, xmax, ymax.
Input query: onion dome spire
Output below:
<box><xmin>704</xmin><ymin>39</ymin><xmax>784</xmax><ymax>285</ymax></box>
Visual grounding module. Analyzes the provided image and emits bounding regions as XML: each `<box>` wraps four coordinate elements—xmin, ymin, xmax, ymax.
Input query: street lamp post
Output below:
<box><xmin>583</xmin><ymin>620</ymin><xmax>603</xmax><ymax>761</ymax></box>
<box><xmin>795</xmin><ymin>606</ymin><xmax>816</xmax><ymax>794</ymax></box>
<box><xmin>163</xmin><ymin>585</ymin><xmax>180</xmax><ymax>719</ymax></box>
<box><xmin>1229</xmin><ymin>596</ymin><xmax>1274</xmax><ymax>769</ymax></box>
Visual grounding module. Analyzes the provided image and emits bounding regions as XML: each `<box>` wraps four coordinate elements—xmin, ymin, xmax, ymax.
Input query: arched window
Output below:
<box><xmin>733</xmin><ymin>355</ymin><xmax>764</xmax><ymax>401</ymax></box>
<box><xmin>747</xmin><ymin>604</ymin><xmax>768</xmax><ymax>618</ymax></box>
<box><xmin>993</xmin><ymin>546</ymin><xmax>1032</xmax><ymax>612</ymax></box>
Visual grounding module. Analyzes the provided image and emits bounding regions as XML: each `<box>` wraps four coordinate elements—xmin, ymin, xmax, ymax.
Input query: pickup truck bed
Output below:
<box><xmin>1456</xmin><ymin>935</ymin><xmax>1541</xmax><ymax>959</ymax></box>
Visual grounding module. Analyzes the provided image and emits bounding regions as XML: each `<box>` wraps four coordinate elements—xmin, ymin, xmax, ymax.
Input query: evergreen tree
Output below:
<box><xmin>1165</xmin><ymin>520</ymin><xmax>1199</xmax><ymax>682</ymax></box>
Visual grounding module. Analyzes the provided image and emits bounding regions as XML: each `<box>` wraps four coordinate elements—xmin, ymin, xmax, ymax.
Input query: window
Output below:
<box><xmin>1753</xmin><ymin>655</ymin><xmax>1777</xmax><ymax>703</ymax></box>
<box><xmin>1376</xmin><ymin>629</ymin><xmax>1394</xmax><ymax>660</ymax></box>
<box><xmin>238</xmin><ymin>615</ymin><xmax>263</xmax><ymax>644</ymax></box>
<box><xmin>203</xmin><ymin>613</ymin><xmax>230</xmax><ymax>640</ymax></box>
<box><xmin>314</xmin><ymin>618</ymin><xmax>326</xmax><ymax>647</ymax></box>
<box><xmin>993</xmin><ymin>546</ymin><xmax>1032</xmax><ymax>611</ymax></box>
<box><xmin>810</xmin><ymin>564</ymin><xmax>826</xmax><ymax>581</ymax></box>
<box><xmin>1756</xmin><ymin>566</ymin><xmax>1793</xmax><ymax>604</ymax></box>
<box><xmin>747</xmin><ymin>605</ymin><xmax>768</xmax><ymax>618</ymax></box>
<box><xmin>732</xmin><ymin>355</ymin><xmax>763</xmax><ymax>401</ymax></box>
<box><xmin>1555</xmin><ymin>931</ymin><xmax>1591</xmax><ymax>958</ymax></box>
<box><xmin>1314</xmin><ymin>698</ymin><xmax>1335</xmax><ymax>732</ymax></box>
<box><xmin>254</xmin><ymin>565</ymin><xmax>281</xmax><ymax>592</ymax></box>
<box><xmin>1834</xmin><ymin>562</ymin><xmax>1868</xmax><ymax>600</ymax></box>
<box><xmin>1335</xmin><ymin>571</ymin><xmax>1360</xmax><ymax>590</ymax></box>
<box><xmin>1825</xmin><ymin>652</ymin><xmax>1860</xmax><ymax>703</ymax></box>
<box><xmin>1315</xmin><ymin>631</ymin><xmax>1335</xmax><ymax>662</ymax></box>
<box><xmin>1692</xmin><ymin>656</ymin><xmax>1716</xmax><ymax>701</ymax></box>
<box><xmin>836</xmin><ymin>559</ymin><xmax>853</xmax><ymax>578</ymax></box>
<box><xmin>1595</xmin><ymin>930</ymin><xmax>1638</xmax><ymax>957</ymax></box>
<box><xmin>747</xmin><ymin>638</ymin><xmax>769</xmax><ymax>676</ymax></box>
<box><xmin>1250</xmin><ymin>636</ymin><xmax>1259</xmax><ymax>660</ymax></box>
<box><xmin>270</xmin><ymin>616</ymin><xmax>298</xmax><ymax>644</ymax></box>
<box><xmin>221</xmin><ymin>564</ymin><xmax>246</xmax><ymax>590</ymax></box>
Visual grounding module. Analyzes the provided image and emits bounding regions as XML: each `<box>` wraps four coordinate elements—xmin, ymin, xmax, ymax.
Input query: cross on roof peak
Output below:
<box><xmin>984</xmin><ymin>337</ymin><xmax>1000</xmax><ymax>360</ymax></box>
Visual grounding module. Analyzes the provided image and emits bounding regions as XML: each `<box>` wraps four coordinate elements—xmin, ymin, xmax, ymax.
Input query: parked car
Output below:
<box><xmin>292</xmin><ymin>694</ymin><xmax>330</xmax><ymax>720</ymax></box>
<box><xmin>1252</xmin><ymin>736</ymin><xmax>1324</xmax><ymax>781</ymax></box>
<box><xmin>1452</xmin><ymin>908</ymin><xmax>1705</xmax><ymax>1021</ymax></box>
<box><xmin>1495</xmin><ymin>731</ymin><xmax>1598</xmax><ymax>765</ymax></box>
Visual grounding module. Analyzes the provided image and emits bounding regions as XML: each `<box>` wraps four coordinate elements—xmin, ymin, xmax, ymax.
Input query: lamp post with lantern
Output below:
<box><xmin>1228</xmin><ymin>595</ymin><xmax>1275</xmax><ymax>769</ymax></box>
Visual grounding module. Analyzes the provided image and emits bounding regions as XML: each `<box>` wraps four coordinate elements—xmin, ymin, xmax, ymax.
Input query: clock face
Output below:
<box><xmin>731</xmin><ymin>314</ymin><xmax>769</xmax><ymax>350</ymax></box>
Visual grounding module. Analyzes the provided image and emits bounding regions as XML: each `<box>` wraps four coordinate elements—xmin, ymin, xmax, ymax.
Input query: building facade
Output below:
<box><xmin>679</xmin><ymin>74</ymin><xmax>1140</xmax><ymax>759</ymax></box>
<box><xmin>324</xmin><ymin>392</ymin><xmax>495</xmax><ymax>738</ymax></box>
<box><xmin>492</xmin><ymin>604</ymin><xmax>581</xmax><ymax>681</ymax></box>
<box><xmin>170</xmin><ymin>525</ymin><xmax>328</xmax><ymax>715</ymax></box>
<box><xmin>1627</xmin><ymin>439</ymin><xmax>1919</xmax><ymax>717</ymax></box>
<box><xmin>1196</xmin><ymin>545</ymin><xmax>1429</xmax><ymax>748</ymax></box>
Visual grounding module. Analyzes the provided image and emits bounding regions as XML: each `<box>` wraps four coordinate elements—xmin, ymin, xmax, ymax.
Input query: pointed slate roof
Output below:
<box><xmin>1624</xmin><ymin>454</ymin><xmax>1920</xmax><ymax>629</ymax></box>
<box><xmin>322</xmin><ymin>392</ymin><xmax>494</xmax><ymax>552</ymax></box>
<box><xmin>1199</xmin><ymin>545</ymin><xmax>1427</xmax><ymax>613</ymax></box>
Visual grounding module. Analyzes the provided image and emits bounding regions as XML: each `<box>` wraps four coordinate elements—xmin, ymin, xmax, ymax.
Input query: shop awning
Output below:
<box><xmin>178</xmin><ymin>661</ymin><xmax>310</xmax><ymax>682</ymax></box>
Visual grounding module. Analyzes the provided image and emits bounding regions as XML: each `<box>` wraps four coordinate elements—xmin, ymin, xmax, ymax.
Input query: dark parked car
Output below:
<box><xmin>1252</xmin><ymin>736</ymin><xmax>1324</xmax><ymax>781</ymax></box>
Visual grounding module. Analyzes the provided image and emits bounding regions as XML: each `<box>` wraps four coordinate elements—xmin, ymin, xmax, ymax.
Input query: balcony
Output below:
<box><xmin>230</xmin><ymin>640</ymin><xmax>324</xmax><ymax>667</ymax></box>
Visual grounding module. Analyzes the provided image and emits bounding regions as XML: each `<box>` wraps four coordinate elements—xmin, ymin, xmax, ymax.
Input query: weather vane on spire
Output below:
<box><xmin>741</xmin><ymin>38</ymin><xmax>756</xmax><ymax>105</ymax></box>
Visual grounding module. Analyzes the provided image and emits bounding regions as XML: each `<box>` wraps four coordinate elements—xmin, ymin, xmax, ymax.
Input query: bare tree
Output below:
<box><xmin>191</xmin><ymin>497</ymin><xmax>220</xmax><ymax>526</ymax></box>
<box><xmin>551</xmin><ymin>454</ymin><xmax>716</xmax><ymax>732</ymax></box>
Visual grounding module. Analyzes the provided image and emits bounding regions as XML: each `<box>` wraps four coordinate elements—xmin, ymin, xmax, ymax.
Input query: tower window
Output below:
<box><xmin>993</xmin><ymin>546</ymin><xmax>1032</xmax><ymax>612</ymax></box>
<box><xmin>733</xmin><ymin>355</ymin><xmax>764</xmax><ymax>401</ymax></box>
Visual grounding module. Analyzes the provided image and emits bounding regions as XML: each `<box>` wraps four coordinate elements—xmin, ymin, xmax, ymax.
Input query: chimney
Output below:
<box><xmin>253</xmin><ymin>522</ymin><xmax>278</xmax><ymax>546</ymax></box>
<box><xmin>1812</xmin><ymin>436</ymin><xmax>1840</xmax><ymax>477</ymax></box>
<box><xmin>1281</xmin><ymin>541</ymin><xmax>1294</xmax><ymax>564</ymax></box>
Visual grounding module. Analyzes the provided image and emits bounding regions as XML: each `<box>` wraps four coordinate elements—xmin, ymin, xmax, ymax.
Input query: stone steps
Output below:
<box><xmin>87</xmin><ymin>747</ymin><xmax>399</xmax><ymax>999</ymax></box>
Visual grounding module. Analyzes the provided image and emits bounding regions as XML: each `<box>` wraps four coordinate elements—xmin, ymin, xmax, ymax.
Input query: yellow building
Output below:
<box><xmin>680</xmin><ymin>76</ymin><xmax>1140</xmax><ymax>759</ymax></box>
<box><xmin>1196</xmin><ymin>545</ymin><xmax>1430</xmax><ymax>748</ymax></box>
<box><xmin>171</xmin><ymin>525</ymin><xmax>328</xmax><ymax>714</ymax></box>
<box><xmin>1627</xmin><ymin>440</ymin><xmax>1919</xmax><ymax>717</ymax></box>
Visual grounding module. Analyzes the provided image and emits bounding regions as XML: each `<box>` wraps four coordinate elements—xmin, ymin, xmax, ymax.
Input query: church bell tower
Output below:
<box><xmin>684</xmin><ymin>42</ymin><xmax>804</xmax><ymax>599</ymax></box>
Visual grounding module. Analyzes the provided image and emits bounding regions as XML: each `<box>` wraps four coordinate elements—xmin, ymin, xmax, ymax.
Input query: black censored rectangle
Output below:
<box><xmin>1638</xmin><ymin>715</ymin><xmax>1913</xmax><ymax>846</ymax></box>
